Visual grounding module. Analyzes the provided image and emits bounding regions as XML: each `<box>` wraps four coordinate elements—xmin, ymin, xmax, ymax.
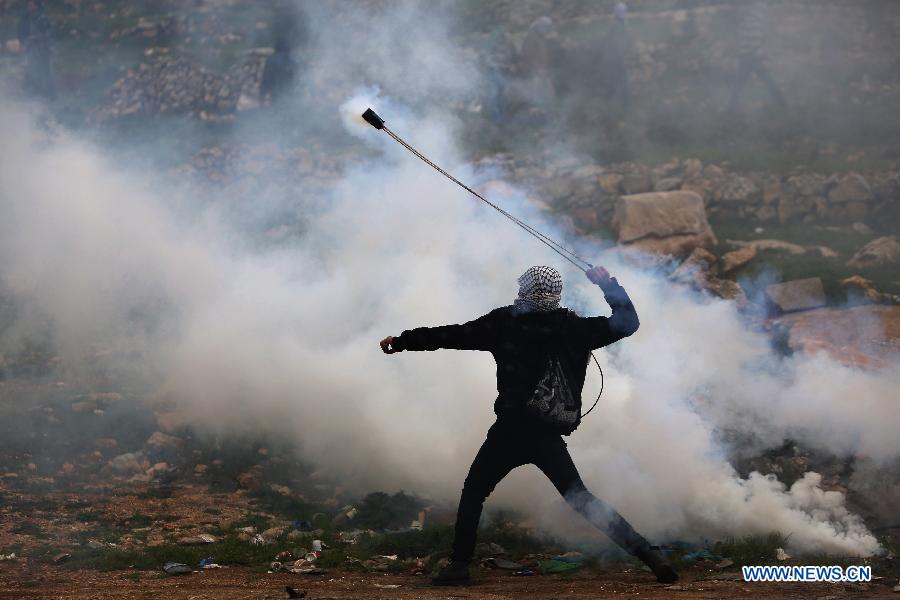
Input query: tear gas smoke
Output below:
<box><xmin>1</xmin><ymin>0</ymin><xmax>897</xmax><ymax>561</ymax></box>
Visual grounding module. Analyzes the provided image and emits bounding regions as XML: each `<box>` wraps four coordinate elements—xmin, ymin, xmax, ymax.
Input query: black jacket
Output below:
<box><xmin>392</xmin><ymin>278</ymin><xmax>639</xmax><ymax>423</ymax></box>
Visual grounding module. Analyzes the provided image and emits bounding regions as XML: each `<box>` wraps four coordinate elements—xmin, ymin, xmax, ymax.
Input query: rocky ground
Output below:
<box><xmin>1</xmin><ymin>1</ymin><xmax>899</xmax><ymax>597</ymax></box>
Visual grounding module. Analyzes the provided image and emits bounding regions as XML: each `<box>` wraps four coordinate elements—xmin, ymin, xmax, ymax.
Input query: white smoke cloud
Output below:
<box><xmin>1</xmin><ymin>1</ymin><xmax>897</xmax><ymax>560</ymax></box>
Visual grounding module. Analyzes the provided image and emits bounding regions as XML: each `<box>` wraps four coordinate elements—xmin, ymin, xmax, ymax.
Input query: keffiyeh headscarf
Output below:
<box><xmin>514</xmin><ymin>265</ymin><xmax>563</xmax><ymax>313</ymax></box>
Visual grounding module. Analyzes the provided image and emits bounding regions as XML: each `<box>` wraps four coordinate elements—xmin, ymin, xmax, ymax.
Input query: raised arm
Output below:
<box><xmin>380</xmin><ymin>312</ymin><xmax>498</xmax><ymax>354</ymax></box>
<box><xmin>577</xmin><ymin>266</ymin><xmax>640</xmax><ymax>350</ymax></box>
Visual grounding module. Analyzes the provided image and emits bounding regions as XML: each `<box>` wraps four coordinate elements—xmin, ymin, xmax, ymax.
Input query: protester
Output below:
<box><xmin>380</xmin><ymin>265</ymin><xmax>678</xmax><ymax>586</ymax></box>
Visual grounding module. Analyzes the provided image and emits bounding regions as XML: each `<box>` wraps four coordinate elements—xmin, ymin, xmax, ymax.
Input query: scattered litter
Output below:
<box><xmin>163</xmin><ymin>561</ymin><xmax>193</xmax><ymax>576</ymax></box>
<box><xmin>666</xmin><ymin>584</ymin><xmax>686</xmax><ymax>591</ymax></box>
<box><xmin>52</xmin><ymin>552</ymin><xmax>72</xmax><ymax>564</ymax></box>
<box><xmin>236</xmin><ymin>526</ymin><xmax>257</xmax><ymax>534</ymax></box>
<box><xmin>407</xmin><ymin>557</ymin><xmax>426</xmax><ymax>575</ymax></box>
<box><xmin>199</xmin><ymin>557</ymin><xmax>223</xmax><ymax>568</ymax></box>
<box><xmin>276</xmin><ymin>550</ymin><xmax>293</xmax><ymax>561</ymax></box>
<box><xmin>250</xmin><ymin>534</ymin><xmax>267</xmax><ymax>546</ymax></box>
<box><xmin>178</xmin><ymin>533</ymin><xmax>217</xmax><ymax>545</ymax></box>
<box><xmin>775</xmin><ymin>547</ymin><xmax>791</xmax><ymax>561</ymax></box>
<box><xmin>538</xmin><ymin>559</ymin><xmax>581</xmax><ymax>574</ymax></box>
<box><xmin>374</xmin><ymin>584</ymin><xmax>401</xmax><ymax>589</ymax></box>
<box><xmin>311</xmin><ymin>539</ymin><xmax>323</xmax><ymax>553</ymax></box>
<box><xmin>0</xmin><ymin>553</ymin><xmax>15</xmax><ymax>561</ymax></box>
<box><xmin>336</xmin><ymin>529</ymin><xmax>374</xmax><ymax>544</ymax></box>
<box><xmin>285</xmin><ymin>565</ymin><xmax>326</xmax><ymax>575</ymax></box>
<box><xmin>514</xmin><ymin>569</ymin><xmax>535</xmax><ymax>576</ymax></box>
<box><xmin>481</xmin><ymin>557</ymin><xmax>524</xmax><ymax>570</ymax></box>
<box><xmin>285</xmin><ymin>587</ymin><xmax>306</xmax><ymax>599</ymax></box>
<box><xmin>551</xmin><ymin>551</ymin><xmax>584</xmax><ymax>564</ymax></box>
<box><xmin>892</xmin><ymin>581</ymin><xmax>900</xmax><ymax>593</ymax></box>
<box><xmin>475</xmin><ymin>542</ymin><xmax>506</xmax><ymax>557</ymax></box>
<box><xmin>86</xmin><ymin>539</ymin><xmax>116</xmax><ymax>549</ymax></box>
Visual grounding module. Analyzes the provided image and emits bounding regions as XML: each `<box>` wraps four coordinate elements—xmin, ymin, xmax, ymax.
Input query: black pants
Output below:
<box><xmin>450</xmin><ymin>419</ymin><xmax>651</xmax><ymax>562</ymax></box>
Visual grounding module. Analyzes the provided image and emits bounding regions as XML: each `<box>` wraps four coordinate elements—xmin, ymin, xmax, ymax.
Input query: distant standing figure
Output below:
<box><xmin>727</xmin><ymin>0</ymin><xmax>786</xmax><ymax>112</ymax></box>
<box><xmin>604</xmin><ymin>2</ymin><xmax>632</xmax><ymax>113</ymax></box>
<box><xmin>17</xmin><ymin>0</ymin><xmax>55</xmax><ymax>100</ymax></box>
<box><xmin>260</xmin><ymin>38</ymin><xmax>297</xmax><ymax>103</ymax></box>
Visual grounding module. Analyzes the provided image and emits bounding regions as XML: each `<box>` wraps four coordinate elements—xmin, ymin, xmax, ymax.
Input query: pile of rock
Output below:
<box><xmin>510</xmin><ymin>154</ymin><xmax>898</xmax><ymax>229</ymax></box>
<box><xmin>95</xmin><ymin>53</ymin><xmax>266</xmax><ymax>121</ymax></box>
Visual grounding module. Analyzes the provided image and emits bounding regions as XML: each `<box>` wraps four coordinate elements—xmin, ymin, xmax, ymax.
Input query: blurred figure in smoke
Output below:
<box><xmin>17</xmin><ymin>0</ymin><xmax>55</xmax><ymax>100</ymax></box>
<box><xmin>380</xmin><ymin>265</ymin><xmax>678</xmax><ymax>587</ymax></box>
<box><xmin>727</xmin><ymin>0</ymin><xmax>786</xmax><ymax>113</ymax></box>
<box><xmin>260</xmin><ymin>37</ymin><xmax>297</xmax><ymax>105</ymax></box>
<box><xmin>603</xmin><ymin>2</ymin><xmax>631</xmax><ymax>115</ymax></box>
<box><xmin>517</xmin><ymin>16</ymin><xmax>558</xmax><ymax>110</ymax></box>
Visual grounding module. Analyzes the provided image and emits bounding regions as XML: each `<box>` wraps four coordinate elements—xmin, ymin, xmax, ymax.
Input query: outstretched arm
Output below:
<box><xmin>579</xmin><ymin>265</ymin><xmax>640</xmax><ymax>349</ymax></box>
<box><xmin>380</xmin><ymin>313</ymin><xmax>497</xmax><ymax>354</ymax></box>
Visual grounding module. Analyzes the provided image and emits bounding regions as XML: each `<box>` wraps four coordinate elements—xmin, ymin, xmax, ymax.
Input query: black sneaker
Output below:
<box><xmin>634</xmin><ymin>547</ymin><xmax>679</xmax><ymax>583</ymax></box>
<box><xmin>431</xmin><ymin>560</ymin><xmax>471</xmax><ymax>586</ymax></box>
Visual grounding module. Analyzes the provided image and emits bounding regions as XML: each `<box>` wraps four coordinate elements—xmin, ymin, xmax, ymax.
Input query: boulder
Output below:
<box><xmin>766</xmin><ymin>278</ymin><xmax>827</xmax><ymax>313</ymax></box>
<box><xmin>670</xmin><ymin>248</ymin><xmax>747</xmax><ymax>305</ymax></box>
<box><xmin>773</xmin><ymin>305</ymin><xmax>900</xmax><ymax>368</ymax></box>
<box><xmin>653</xmin><ymin>177</ymin><xmax>682</xmax><ymax>192</ymax></box>
<box><xmin>146</xmin><ymin>431</ymin><xmax>182</xmax><ymax>451</ymax></box>
<box><xmin>614</xmin><ymin>191</ymin><xmax>717</xmax><ymax>258</ymax></box>
<box><xmin>841</xmin><ymin>275</ymin><xmax>899</xmax><ymax>305</ymax></box>
<box><xmin>847</xmin><ymin>236</ymin><xmax>900</xmax><ymax>269</ymax></box>
<box><xmin>671</xmin><ymin>248</ymin><xmax>717</xmax><ymax>284</ymax></box>
<box><xmin>828</xmin><ymin>173</ymin><xmax>871</xmax><ymax>204</ymax></box>
<box><xmin>719</xmin><ymin>245</ymin><xmax>757</xmax><ymax>274</ymax></box>
<box><xmin>597</xmin><ymin>173</ymin><xmax>623</xmax><ymax>195</ymax></box>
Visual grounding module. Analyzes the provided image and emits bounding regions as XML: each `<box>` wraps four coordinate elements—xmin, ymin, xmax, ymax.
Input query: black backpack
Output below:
<box><xmin>524</xmin><ymin>355</ymin><xmax>581</xmax><ymax>435</ymax></box>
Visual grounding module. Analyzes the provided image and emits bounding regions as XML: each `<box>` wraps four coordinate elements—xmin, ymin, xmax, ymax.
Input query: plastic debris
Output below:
<box><xmin>538</xmin><ymin>559</ymin><xmax>581</xmax><ymax>574</ymax></box>
<box><xmin>52</xmin><ymin>552</ymin><xmax>72</xmax><ymax>564</ymax></box>
<box><xmin>0</xmin><ymin>553</ymin><xmax>15</xmax><ymax>561</ymax></box>
<box><xmin>178</xmin><ymin>533</ymin><xmax>217</xmax><ymax>545</ymax></box>
<box><xmin>199</xmin><ymin>557</ymin><xmax>223</xmax><ymax>568</ymax></box>
<box><xmin>250</xmin><ymin>533</ymin><xmax>267</xmax><ymax>546</ymax></box>
<box><xmin>285</xmin><ymin>587</ymin><xmax>306</xmax><ymax>599</ymax></box>
<box><xmin>481</xmin><ymin>557</ymin><xmax>524</xmax><ymax>570</ymax></box>
<box><xmin>514</xmin><ymin>569</ymin><xmax>536</xmax><ymax>576</ymax></box>
<box><xmin>374</xmin><ymin>584</ymin><xmax>401</xmax><ymax>589</ymax></box>
<box><xmin>275</xmin><ymin>550</ymin><xmax>293</xmax><ymax>561</ymax></box>
<box><xmin>682</xmin><ymin>549</ymin><xmax>721</xmax><ymax>562</ymax></box>
<box><xmin>551</xmin><ymin>551</ymin><xmax>584</xmax><ymax>564</ymax></box>
<box><xmin>775</xmin><ymin>547</ymin><xmax>791</xmax><ymax>561</ymax></box>
<box><xmin>285</xmin><ymin>565</ymin><xmax>326</xmax><ymax>575</ymax></box>
<box><xmin>163</xmin><ymin>561</ymin><xmax>193</xmax><ymax>576</ymax></box>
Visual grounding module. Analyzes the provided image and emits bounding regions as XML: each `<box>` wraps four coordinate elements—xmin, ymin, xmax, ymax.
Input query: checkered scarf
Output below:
<box><xmin>514</xmin><ymin>266</ymin><xmax>563</xmax><ymax>313</ymax></box>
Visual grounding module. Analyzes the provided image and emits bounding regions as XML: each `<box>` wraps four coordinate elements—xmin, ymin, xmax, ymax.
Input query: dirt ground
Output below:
<box><xmin>0</xmin><ymin>563</ymin><xmax>894</xmax><ymax>600</ymax></box>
